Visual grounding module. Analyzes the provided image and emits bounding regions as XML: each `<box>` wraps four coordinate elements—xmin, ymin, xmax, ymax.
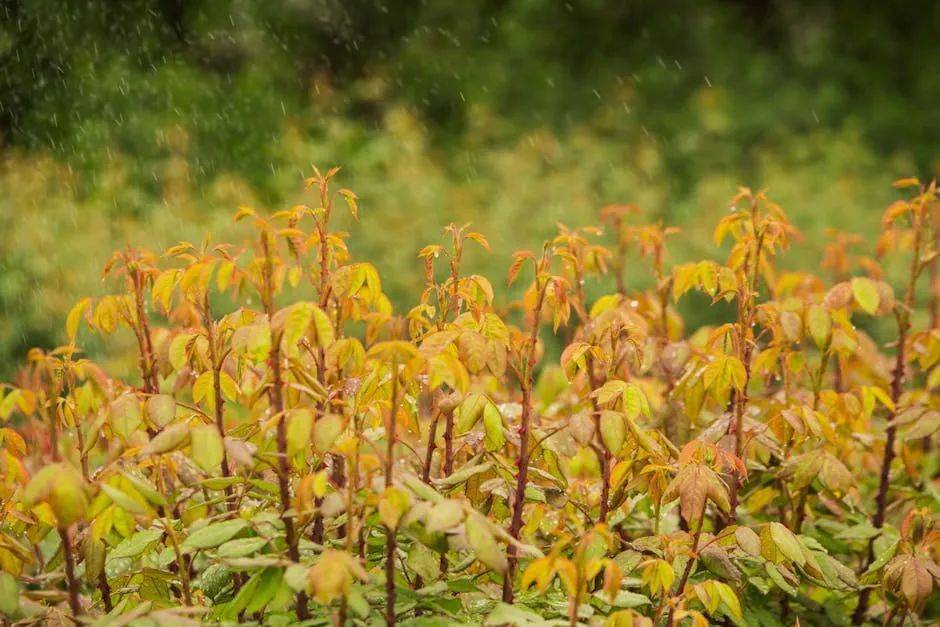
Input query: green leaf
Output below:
<box><xmin>192</xmin><ymin>372</ymin><xmax>214</xmax><ymax>405</ymax></box>
<box><xmin>286</xmin><ymin>409</ymin><xmax>313</xmax><ymax>457</ymax></box>
<box><xmin>232</xmin><ymin>324</ymin><xmax>271</xmax><ymax>363</ymax></box>
<box><xmin>767</xmin><ymin>522</ymin><xmax>806</xmax><ymax>566</ymax></box>
<box><xmin>283</xmin><ymin>563</ymin><xmax>307</xmax><ymax>592</ymax></box>
<box><xmin>465</xmin><ymin>514</ymin><xmax>507</xmax><ymax>573</ymax></box>
<box><xmin>425</xmin><ymin>500</ymin><xmax>464</xmax><ymax>534</ymax></box>
<box><xmin>764</xmin><ymin>563</ymin><xmax>797</xmax><ymax>596</ymax></box>
<box><xmin>599</xmin><ymin>411</ymin><xmax>625</xmax><ymax>454</ymax></box>
<box><xmin>146</xmin><ymin>394</ymin><xmax>177</xmax><ymax>428</ymax></box>
<box><xmin>244</xmin><ymin>568</ymin><xmax>283</xmax><ymax>614</ymax></box>
<box><xmin>484</xmin><ymin>602</ymin><xmax>549</xmax><ymax>626</ymax></box>
<box><xmin>110</xmin><ymin>393</ymin><xmax>142</xmax><ymax>440</ymax></box>
<box><xmin>592</xmin><ymin>589</ymin><xmax>651</xmax><ymax>609</ymax></box>
<box><xmin>168</xmin><ymin>333</ymin><xmax>192</xmax><ymax>371</ymax></box>
<box><xmin>806</xmin><ymin>304</ymin><xmax>831</xmax><ymax>349</ymax></box>
<box><xmin>140</xmin><ymin>422</ymin><xmax>190</xmax><ymax>456</ymax></box>
<box><xmin>219</xmin><ymin>372</ymin><xmax>240</xmax><ymax>401</ymax></box>
<box><xmin>379</xmin><ymin>487</ymin><xmax>410</xmax><ymax>531</ymax></box>
<box><xmin>101</xmin><ymin>483</ymin><xmax>149</xmax><ymax>517</ymax></box>
<box><xmin>83</xmin><ymin>538</ymin><xmax>106</xmax><ymax>584</ymax></box>
<box><xmin>217</xmin><ymin>537</ymin><xmax>268</xmax><ymax>558</ymax></box>
<box><xmin>277</xmin><ymin>302</ymin><xmax>313</xmax><ymax>354</ymax></box>
<box><xmin>120</xmin><ymin>472</ymin><xmax>168</xmax><ymax>507</ymax></box>
<box><xmin>456</xmin><ymin>393</ymin><xmax>488</xmax><ymax>433</ymax></box>
<box><xmin>434</xmin><ymin>461</ymin><xmax>492</xmax><ymax>489</ymax></box>
<box><xmin>182</xmin><ymin>519</ymin><xmax>248</xmax><ymax>552</ymax></box>
<box><xmin>190</xmin><ymin>425</ymin><xmax>224</xmax><ymax>473</ymax></box>
<box><xmin>851</xmin><ymin>277</ymin><xmax>880</xmax><ymax>314</ymax></box>
<box><xmin>735</xmin><ymin>526</ymin><xmax>761</xmax><ymax>557</ymax></box>
<box><xmin>714</xmin><ymin>580</ymin><xmax>743</xmax><ymax>620</ymax></box>
<box><xmin>313</xmin><ymin>413</ymin><xmax>344</xmax><ymax>453</ymax></box>
<box><xmin>863</xmin><ymin>539</ymin><xmax>898</xmax><ymax>578</ymax></box>
<box><xmin>48</xmin><ymin>466</ymin><xmax>88</xmax><ymax>526</ymax></box>
<box><xmin>407</xmin><ymin>542</ymin><xmax>441</xmax><ymax>582</ymax></box>
<box><xmin>593</xmin><ymin>380</ymin><xmax>627</xmax><ymax>406</ymax></box>
<box><xmin>310</xmin><ymin>306</ymin><xmax>335</xmax><ymax>348</ymax></box>
<box><xmin>622</xmin><ymin>383</ymin><xmax>649</xmax><ymax>417</ymax></box>
<box><xmin>0</xmin><ymin>571</ymin><xmax>20</xmax><ymax>616</ymax></box>
<box><xmin>110</xmin><ymin>528</ymin><xmax>164</xmax><ymax>560</ymax></box>
<box><xmin>834</xmin><ymin>522</ymin><xmax>880</xmax><ymax>542</ymax></box>
<box><xmin>482</xmin><ymin>403</ymin><xmax>505</xmax><ymax>452</ymax></box>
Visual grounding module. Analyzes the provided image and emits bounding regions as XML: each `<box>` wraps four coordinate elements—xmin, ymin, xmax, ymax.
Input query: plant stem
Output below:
<box><xmin>203</xmin><ymin>298</ymin><xmax>234</xmax><ymax>508</ymax></box>
<box><xmin>161</xmin><ymin>517</ymin><xmax>192</xmax><ymax>605</ymax></box>
<box><xmin>385</xmin><ymin>360</ymin><xmax>401</xmax><ymax>626</ymax></box>
<box><xmin>727</xmin><ymin>224</ymin><xmax>763</xmax><ymax>519</ymax></box>
<box><xmin>665</xmin><ymin>514</ymin><xmax>705</xmax><ymax>626</ymax></box>
<box><xmin>98</xmin><ymin>570</ymin><xmax>113</xmax><ymax>612</ymax></box>
<box><xmin>422</xmin><ymin>407</ymin><xmax>442</xmax><ymax>483</ymax></box>
<box><xmin>568</xmin><ymin>570</ymin><xmax>583</xmax><ymax>627</ymax></box>
<box><xmin>502</xmin><ymin>282</ymin><xmax>547</xmax><ymax>604</ymax></box>
<box><xmin>130</xmin><ymin>263</ymin><xmax>159</xmax><ymax>395</ymax></box>
<box><xmin>853</xmin><ymin>202</ymin><xmax>924</xmax><ymax>624</ymax></box>
<box><xmin>60</xmin><ymin>525</ymin><xmax>81</xmax><ymax>617</ymax></box>
<box><xmin>587</xmin><ymin>363</ymin><xmax>611</xmax><ymax>524</ymax></box>
<box><xmin>438</xmin><ymin>404</ymin><xmax>455</xmax><ymax>575</ymax></box>
<box><xmin>572</xmin><ymin>264</ymin><xmax>612</xmax><ymax>525</ymax></box>
<box><xmin>261</xmin><ymin>231</ymin><xmax>310</xmax><ymax>620</ymax></box>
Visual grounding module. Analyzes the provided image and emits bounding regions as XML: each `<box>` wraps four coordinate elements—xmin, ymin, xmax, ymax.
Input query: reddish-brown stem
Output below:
<box><xmin>665</xmin><ymin>515</ymin><xmax>705</xmax><ymax>626</ymax></box>
<box><xmin>422</xmin><ymin>408</ymin><xmax>442</xmax><ymax>483</ymax></box>
<box><xmin>261</xmin><ymin>231</ymin><xmax>310</xmax><ymax>620</ymax></box>
<box><xmin>853</xmin><ymin>203</ymin><xmax>924</xmax><ymax>625</ymax></box>
<box><xmin>853</xmin><ymin>310</ymin><xmax>909</xmax><ymax>624</ymax></box>
<box><xmin>385</xmin><ymin>527</ymin><xmax>398</xmax><ymax>626</ymax></box>
<box><xmin>727</xmin><ymin>223</ymin><xmax>763</xmax><ymax>519</ymax></box>
<box><xmin>502</xmin><ymin>283</ymin><xmax>547</xmax><ymax>603</ymax></box>
<box><xmin>44</xmin><ymin>400</ymin><xmax>59</xmax><ymax>462</ymax></box>
<box><xmin>415</xmin><ymin>401</ymin><xmax>439</xmax><ymax>594</ymax></box>
<box><xmin>385</xmin><ymin>360</ymin><xmax>401</xmax><ymax>626</ymax></box>
<box><xmin>587</xmin><ymin>362</ymin><xmax>611</xmax><ymax>525</ymax></box>
<box><xmin>438</xmin><ymin>405</ymin><xmax>455</xmax><ymax>576</ymax></box>
<box><xmin>71</xmin><ymin>386</ymin><xmax>114</xmax><ymax>610</ymax></box>
<box><xmin>203</xmin><ymin>299</ymin><xmax>234</xmax><ymax>506</ymax></box>
<box><xmin>572</xmin><ymin>263</ymin><xmax>612</xmax><ymax>525</ymax></box>
<box><xmin>311</xmin><ymin>194</ymin><xmax>335</xmax><ymax>544</ymax></box>
<box><xmin>443</xmin><ymin>409</ymin><xmax>455</xmax><ymax>477</ymax></box>
<box><xmin>310</xmin><ymin>345</ymin><xmax>328</xmax><ymax>544</ymax></box>
<box><xmin>502</xmin><ymin>382</ymin><xmax>533</xmax><ymax>604</ymax></box>
<box><xmin>98</xmin><ymin>570</ymin><xmax>113</xmax><ymax>612</ymax></box>
<box><xmin>60</xmin><ymin>525</ymin><xmax>81</xmax><ymax>618</ymax></box>
<box><xmin>131</xmin><ymin>265</ymin><xmax>159</xmax><ymax>395</ymax></box>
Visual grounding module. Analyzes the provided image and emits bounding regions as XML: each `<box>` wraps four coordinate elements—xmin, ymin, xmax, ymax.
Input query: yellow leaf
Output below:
<box><xmin>851</xmin><ymin>277</ymin><xmax>880</xmax><ymax>315</ymax></box>
<box><xmin>218</xmin><ymin>372</ymin><xmax>240</xmax><ymax>401</ymax></box>
<box><xmin>892</xmin><ymin>177</ymin><xmax>920</xmax><ymax>189</ymax></box>
<box><xmin>66</xmin><ymin>298</ymin><xmax>91</xmax><ymax>344</ymax></box>
<box><xmin>378</xmin><ymin>487</ymin><xmax>410</xmax><ymax>531</ymax></box>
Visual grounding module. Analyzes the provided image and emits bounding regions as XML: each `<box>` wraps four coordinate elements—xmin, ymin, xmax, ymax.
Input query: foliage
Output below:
<box><xmin>2</xmin><ymin>0</ymin><xmax>939</xmax><ymax>376</ymax></box>
<box><xmin>0</xmin><ymin>170</ymin><xmax>938</xmax><ymax>626</ymax></box>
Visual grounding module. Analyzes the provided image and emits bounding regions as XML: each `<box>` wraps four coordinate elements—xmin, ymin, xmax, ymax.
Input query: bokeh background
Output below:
<box><xmin>1</xmin><ymin>0</ymin><xmax>938</xmax><ymax>376</ymax></box>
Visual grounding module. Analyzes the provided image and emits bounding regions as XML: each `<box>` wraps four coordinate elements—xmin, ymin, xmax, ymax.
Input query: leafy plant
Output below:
<box><xmin>0</xmin><ymin>171</ymin><xmax>937</xmax><ymax>626</ymax></box>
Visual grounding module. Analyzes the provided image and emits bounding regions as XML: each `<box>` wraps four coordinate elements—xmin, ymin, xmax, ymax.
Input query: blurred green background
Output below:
<box><xmin>1</xmin><ymin>0</ymin><xmax>938</xmax><ymax>376</ymax></box>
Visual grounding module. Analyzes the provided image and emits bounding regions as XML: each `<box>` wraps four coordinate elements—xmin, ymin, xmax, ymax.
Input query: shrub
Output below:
<box><xmin>0</xmin><ymin>169</ymin><xmax>937</xmax><ymax>625</ymax></box>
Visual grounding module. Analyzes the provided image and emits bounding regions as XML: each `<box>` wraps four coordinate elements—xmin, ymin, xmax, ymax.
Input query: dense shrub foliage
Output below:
<box><xmin>4</xmin><ymin>1</ymin><xmax>940</xmax><ymax>375</ymax></box>
<box><xmin>0</xmin><ymin>170</ymin><xmax>937</xmax><ymax>626</ymax></box>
